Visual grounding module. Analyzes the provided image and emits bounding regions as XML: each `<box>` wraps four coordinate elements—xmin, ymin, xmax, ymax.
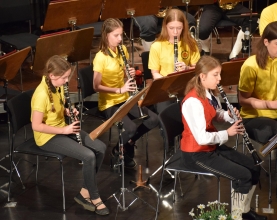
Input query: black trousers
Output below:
<box><xmin>181</xmin><ymin>144</ymin><xmax>260</xmax><ymax>194</ymax></box>
<box><xmin>199</xmin><ymin>3</ymin><xmax>259</xmax><ymax>40</ymax></box>
<box><xmin>102</xmin><ymin>102</ymin><xmax>159</xmax><ymax>145</ymax></box>
<box><xmin>243</xmin><ymin>117</ymin><xmax>277</xmax><ymax>145</ymax></box>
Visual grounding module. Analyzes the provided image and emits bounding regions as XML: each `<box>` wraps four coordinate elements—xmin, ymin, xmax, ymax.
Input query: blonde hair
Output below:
<box><xmin>100</xmin><ymin>18</ymin><xmax>123</xmax><ymax>55</ymax></box>
<box><xmin>43</xmin><ymin>55</ymin><xmax>71</xmax><ymax>112</ymax></box>
<box><xmin>185</xmin><ymin>56</ymin><xmax>221</xmax><ymax>99</ymax></box>
<box><xmin>157</xmin><ymin>8</ymin><xmax>198</xmax><ymax>53</ymax></box>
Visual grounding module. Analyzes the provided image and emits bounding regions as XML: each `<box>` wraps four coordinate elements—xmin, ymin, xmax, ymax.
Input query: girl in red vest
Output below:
<box><xmin>181</xmin><ymin>56</ymin><xmax>266</xmax><ymax>220</ymax></box>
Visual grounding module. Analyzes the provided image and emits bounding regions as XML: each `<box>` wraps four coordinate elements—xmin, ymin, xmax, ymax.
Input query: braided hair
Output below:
<box><xmin>43</xmin><ymin>55</ymin><xmax>71</xmax><ymax>112</ymax></box>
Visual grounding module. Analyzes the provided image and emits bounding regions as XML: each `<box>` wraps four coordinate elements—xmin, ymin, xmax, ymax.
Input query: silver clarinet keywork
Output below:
<box><xmin>64</xmin><ymin>82</ymin><xmax>83</xmax><ymax>145</ymax></box>
<box><xmin>174</xmin><ymin>36</ymin><xmax>178</xmax><ymax>72</ymax></box>
<box><xmin>217</xmin><ymin>84</ymin><xmax>263</xmax><ymax>165</ymax></box>
<box><xmin>117</xmin><ymin>44</ymin><xmax>138</xmax><ymax>96</ymax></box>
<box><xmin>117</xmin><ymin>44</ymin><xmax>148</xmax><ymax>119</ymax></box>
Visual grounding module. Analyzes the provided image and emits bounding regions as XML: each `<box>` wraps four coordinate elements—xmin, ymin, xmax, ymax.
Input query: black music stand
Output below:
<box><xmin>42</xmin><ymin>0</ymin><xmax>102</xmax><ymax>31</ymax></box>
<box><xmin>89</xmin><ymin>87</ymin><xmax>156</xmax><ymax>212</ymax></box>
<box><xmin>0</xmin><ymin>47</ymin><xmax>31</xmax><ymax>195</ymax></box>
<box><xmin>101</xmin><ymin>0</ymin><xmax>160</xmax><ymax>65</ymax></box>
<box><xmin>139</xmin><ymin>69</ymin><xmax>195</xmax><ymax>193</ymax></box>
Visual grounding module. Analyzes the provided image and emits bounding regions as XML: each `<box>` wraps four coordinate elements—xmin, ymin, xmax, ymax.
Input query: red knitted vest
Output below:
<box><xmin>181</xmin><ymin>89</ymin><xmax>217</xmax><ymax>152</ymax></box>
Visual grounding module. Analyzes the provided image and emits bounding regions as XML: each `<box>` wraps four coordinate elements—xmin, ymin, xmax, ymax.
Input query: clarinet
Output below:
<box><xmin>174</xmin><ymin>36</ymin><xmax>178</xmax><ymax>71</ymax></box>
<box><xmin>64</xmin><ymin>82</ymin><xmax>83</xmax><ymax>145</ymax></box>
<box><xmin>117</xmin><ymin>44</ymin><xmax>138</xmax><ymax>96</ymax></box>
<box><xmin>217</xmin><ymin>84</ymin><xmax>263</xmax><ymax>165</ymax></box>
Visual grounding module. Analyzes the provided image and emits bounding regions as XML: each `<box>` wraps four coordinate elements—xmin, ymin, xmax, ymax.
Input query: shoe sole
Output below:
<box><xmin>74</xmin><ymin>197</ymin><xmax>95</xmax><ymax>212</ymax></box>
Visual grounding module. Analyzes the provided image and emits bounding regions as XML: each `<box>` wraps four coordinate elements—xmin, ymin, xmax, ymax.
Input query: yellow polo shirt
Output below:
<box><xmin>93</xmin><ymin>45</ymin><xmax>129</xmax><ymax>111</ymax></box>
<box><xmin>148</xmin><ymin>41</ymin><xmax>200</xmax><ymax>76</ymax></box>
<box><xmin>31</xmin><ymin>76</ymin><xmax>66</xmax><ymax>146</ymax></box>
<box><xmin>259</xmin><ymin>3</ymin><xmax>277</xmax><ymax>35</ymax></box>
<box><xmin>239</xmin><ymin>55</ymin><xmax>277</xmax><ymax>119</ymax></box>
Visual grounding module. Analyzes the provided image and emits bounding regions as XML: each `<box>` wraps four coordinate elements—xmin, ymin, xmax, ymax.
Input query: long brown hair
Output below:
<box><xmin>100</xmin><ymin>18</ymin><xmax>123</xmax><ymax>55</ymax></box>
<box><xmin>157</xmin><ymin>8</ymin><xmax>198</xmax><ymax>53</ymax></box>
<box><xmin>43</xmin><ymin>55</ymin><xmax>71</xmax><ymax>112</ymax></box>
<box><xmin>185</xmin><ymin>56</ymin><xmax>221</xmax><ymax>99</ymax></box>
<box><xmin>256</xmin><ymin>21</ymin><xmax>277</xmax><ymax>69</ymax></box>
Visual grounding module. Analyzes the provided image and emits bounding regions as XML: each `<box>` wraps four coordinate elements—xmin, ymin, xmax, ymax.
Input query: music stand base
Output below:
<box><xmin>262</xmin><ymin>206</ymin><xmax>274</xmax><ymax>214</ymax></box>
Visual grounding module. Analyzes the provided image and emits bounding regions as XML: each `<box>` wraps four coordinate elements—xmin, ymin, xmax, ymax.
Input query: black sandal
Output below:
<box><xmin>74</xmin><ymin>193</ymin><xmax>95</xmax><ymax>212</ymax></box>
<box><xmin>94</xmin><ymin>201</ymin><xmax>109</xmax><ymax>215</ymax></box>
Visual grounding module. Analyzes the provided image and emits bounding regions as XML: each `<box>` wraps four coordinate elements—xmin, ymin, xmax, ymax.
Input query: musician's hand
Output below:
<box><xmin>227</xmin><ymin>120</ymin><xmax>244</xmax><ymax>136</ymax></box>
<box><xmin>65</xmin><ymin>108</ymin><xmax>70</xmax><ymax>117</ymax></box>
<box><xmin>64</xmin><ymin>121</ymin><xmax>80</xmax><ymax>134</ymax></box>
<box><xmin>122</xmin><ymin>78</ymin><xmax>137</xmax><ymax>93</ymax></box>
<box><xmin>175</xmin><ymin>61</ymin><xmax>189</xmax><ymax>71</ymax></box>
<box><xmin>127</xmin><ymin>67</ymin><xmax>136</xmax><ymax>78</ymax></box>
<box><xmin>228</xmin><ymin>107</ymin><xmax>241</xmax><ymax>119</ymax></box>
<box><xmin>72</xmin><ymin>108</ymin><xmax>79</xmax><ymax>116</ymax></box>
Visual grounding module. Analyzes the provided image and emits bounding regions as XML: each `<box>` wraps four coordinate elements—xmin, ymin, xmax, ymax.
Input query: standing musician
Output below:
<box><xmin>238</xmin><ymin>21</ymin><xmax>277</xmax><ymax>147</ymax></box>
<box><xmin>149</xmin><ymin>8</ymin><xmax>200</xmax><ymax>114</ymax></box>
<box><xmin>31</xmin><ymin>55</ymin><xmax>109</xmax><ymax>215</ymax></box>
<box><xmin>183</xmin><ymin>56</ymin><xmax>266</xmax><ymax>220</ymax></box>
<box><xmin>199</xmin><ymin>0</ymin><xmax>259</xmax><ymax>60</ymax></box>
<box><xmin>93</xmin><ymin>18</ymin><xmax>159</xmax><ymax>169</ymax></box>
<box><xmin>259</xmin><ymin>2</ymin><xmax>277</xmax><ymax>36</ymax></box>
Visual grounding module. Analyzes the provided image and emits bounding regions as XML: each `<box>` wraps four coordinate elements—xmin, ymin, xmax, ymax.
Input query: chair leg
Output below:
<box><xmin>173</xmin><ymin>171</ymin><xmax>178</xmax><ymax>203</ymax></box>
<box><xmin>177</xmin><ymin>173</ymin><xmax>184</xmax><ymax>197</ymax></box>
<box><xmin>60</xmin><ymin>160</ymin><xmax>65</xmax><ymax>212</ymax></box>
<box><xmin>217</xmin><ymin>177</ymin><xmax>221</xmax><ymax>202</ymax></box>
<box><xmin>12</xmin><ymin>161</ymin><xmax>25</xmax><ymax>189</ymax></box>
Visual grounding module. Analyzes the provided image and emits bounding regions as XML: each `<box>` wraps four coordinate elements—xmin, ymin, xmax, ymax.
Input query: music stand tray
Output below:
<box><xmin>140</xmin><ymin>69</ymin><xmax>195</xmax><ymax>107</ymax></box>
<box><xmin>43</xmin><ymin>0</ymin><xmax>102</xmax><ymax>31</ymax></box>
<box><xmin>32</xmin><ymin>27</ymin><xmax>94</xmax><ymax>72</ymax></box>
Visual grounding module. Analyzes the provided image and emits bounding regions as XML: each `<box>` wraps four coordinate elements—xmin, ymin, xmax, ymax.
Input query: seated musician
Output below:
<box><xmin>199</xmin><ymin>0</ymin><xmax>259</xmax><ymax>60</ymax></box>
<box><xmin>182</xmin><ymin>55</ymin><xmax>266</xmax><ymax>220</ymax></box>
<box><xmin>31</xmin><ymin>55</ymin><xmax>109</xmax><ymax>215</ymax></box>
<box><xmin>93</xmin><ymin>18</ymin><xmax>159</xmax><ymax>169</ymax></box>
<box><xmin>259</xmin><ymin>2</ymin><xmax>277</xmax><ymax>35</ymax></box>
<box><xmin>239</xmin><ymin>21</ymin><xmax>277</xmax><ymax>147</ymax></box>
<box><xmin>134</xmin><ymin>6</ymin><xmax>196</xmax><ymax>51</ymax></box>
<box><xmin>148</xmin><ymin>8</ymin><xmax>200</xmax><ymax>114</ymax></box>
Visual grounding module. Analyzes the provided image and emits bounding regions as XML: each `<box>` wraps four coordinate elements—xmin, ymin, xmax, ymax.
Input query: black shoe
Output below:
<box><xmin>200</xmin><ymin>50</ymin><xmax>210</xmax><ymax>56</ymax></box>
<box><xmin>94</xmin><ymin>201</ymin><xmax>110</xmax><ymax>216</ymax></box>
<box><xmin>74</xmin><ymin>193</ymin><xmax>95</xmax><ymax>212</ymax></box>
<box><xmin>242</xmin><ymin>210</ymin><xmax>267</xmax><ymax>220</ymax></box>
<box><xmin>124</xmin><ymin>154</ymin><xmax>137</xmax><ymax>169</ymax></box>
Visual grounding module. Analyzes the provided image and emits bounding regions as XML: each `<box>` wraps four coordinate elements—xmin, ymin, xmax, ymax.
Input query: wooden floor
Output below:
<box><xmin>1</xmin><ymin>26</ymin><xmax>277</xmax><ymax>220</ymax></box>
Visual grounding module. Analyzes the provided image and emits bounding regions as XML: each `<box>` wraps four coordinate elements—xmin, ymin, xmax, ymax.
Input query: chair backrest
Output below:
<box><xmin>78</xmin><ymin>65</ymin><xmax>95</xmax><ymax>99</ymax></box>
<box><xmin>0</xmin><ymin>0</ymin><xmax>32</xmax><ymax>25</ymax></box>
<box><xmin>7</xmin><ymin>90</ymin><xmax>34</xmax><ymax>134</ymax></box>
<box><xmin>220</xmin><ymin>59</ymin><xmax>246</xmax><ymax>86</ymax></box>
<box><xmin>158</xmin><ymin>102</ymin><xmax>184</xmax><ymax>151</ymax></box>
<box><xmin>141</xmin><ymin>51</ymin><xmax>153</xmax><ymax>80</ymax></box>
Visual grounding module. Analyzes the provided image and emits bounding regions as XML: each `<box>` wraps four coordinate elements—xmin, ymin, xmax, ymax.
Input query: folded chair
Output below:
<box><xmin>7</xmin><ymin>90</ymin><xmax>67</xmax><ymax>211</ymax></box>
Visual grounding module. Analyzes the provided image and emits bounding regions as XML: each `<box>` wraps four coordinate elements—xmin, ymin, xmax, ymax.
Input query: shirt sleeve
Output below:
<box><xmin>238</xmin><ymin>63</ymin><xmax>257</xmax><ymax>93</ymax></box>
<box><xmin>148</xmin><ymin>42</ymin><xmax>161</xmax><ymax>71</ymax></box>
<box><xmin>93</xmin><ymin>52</ymin><xmax>105</xmax><ymax>73</ymax></box>
<box><xmin>182</xmin><ymin>97</ymin><xmax>229</xmax><ymax>146</ymax></box>
<box><xmin>189</xmin><ymin>50</ymin><xmax>200</xmax><ymax>65</ymax></box>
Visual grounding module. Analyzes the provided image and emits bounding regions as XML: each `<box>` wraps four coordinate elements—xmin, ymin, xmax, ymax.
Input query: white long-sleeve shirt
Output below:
<box><xmin>182</xmin><ymin>90</ymin><xmax>234</xmax><ymax>146</ymax></box>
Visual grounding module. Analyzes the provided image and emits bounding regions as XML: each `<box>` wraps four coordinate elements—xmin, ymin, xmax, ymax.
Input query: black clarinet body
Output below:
<box><xmin>117</xmin><ymin>44</ymin><xmax>138</xmax><ymax>97</ymax></box>
<box><xmin>174</xmin><ymin>36</ymin><xmax>178</xmax><ymax>72</ymax></box>
<box><xmin>64</xmin><ymin>82</ymin><xmax>83</xmax><ymax>145</ymax></box>
<box><xmin>217</xmin><ymin>84</ymin><xmax>263</xmax><ymax>165</ymax></box>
